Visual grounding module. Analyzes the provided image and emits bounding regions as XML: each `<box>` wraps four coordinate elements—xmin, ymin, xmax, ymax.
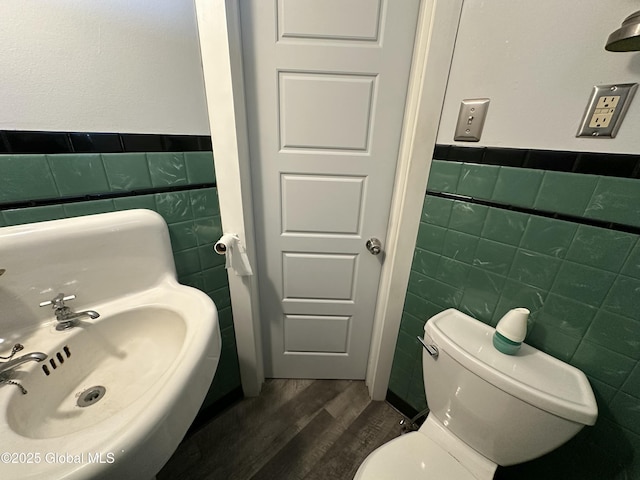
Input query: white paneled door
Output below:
<box><xmin>241</xmin><ymin>0</ymin><xmax>420</xmax><ymax>378</ymax></box>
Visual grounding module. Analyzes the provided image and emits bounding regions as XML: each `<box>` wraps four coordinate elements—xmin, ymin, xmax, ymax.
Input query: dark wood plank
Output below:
<box><xmin>158</xmin><ymin>380</ymin><xmax>405</xmax><ymax>480</ymax></box>
<box><xmin>249</xmin><ymin>409</ymin><xmax>336</xmax><ymax>480</ymax></box>
<box><xmin>195</xmin><ymin>378</ymin><xmax>316</xmax><ymax>449</ymax></box>
<box><xmin>173</xmin><ymin>380</ymin><xmax>352</xmax><ymax>480</ymax></box>
<box><xmin>158</xmin><ymin>380</ymin><xmax>314</xmax><ymax>480</ymax></box>
<box><xmin>250</xmin><ymin>382</ymin><xmax>374</xmax><ymax>480</ymax></box>
<box><xmin>159</xmin><ymin>379</ymin><xmax>314</xmax><ymax>480</ymax></box>
<box><xmin>302</xmin><ymin>401</ymin><xmax>403</xmax><ymax>480</ymax></box>
<box><xmin>324</xmin><ymin>380</ymin><xmax>372</xmax><ymax>425</ymax></box>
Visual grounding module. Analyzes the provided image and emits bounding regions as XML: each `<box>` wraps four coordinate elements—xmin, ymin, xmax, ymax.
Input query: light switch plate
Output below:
<box><xmin>577</xmin><ymin>83</ymin><xmax>638</xmax><ymax>138</ymax></box>
<box><xmin>454</xmin><ymin>99</ymin><xmax>490</xmax><ymax>142</ymax></box>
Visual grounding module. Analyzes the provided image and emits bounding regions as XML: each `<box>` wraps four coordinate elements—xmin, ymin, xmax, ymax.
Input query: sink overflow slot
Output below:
<box><xmin>77</xmin><ymin>386</ymin><xmax>106</xmax><ymax>407</ymax></box>
<box><xmin>42</xmin><ymin>345</ymin><xmax>71</xmax><ymax>376</ymax></box>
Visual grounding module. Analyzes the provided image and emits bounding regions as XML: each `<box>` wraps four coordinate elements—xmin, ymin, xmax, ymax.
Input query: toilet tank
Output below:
<box><xmin>422</xmin><ymin>309</ymin><xmax>598</xmax><ymax>466</ymax></box>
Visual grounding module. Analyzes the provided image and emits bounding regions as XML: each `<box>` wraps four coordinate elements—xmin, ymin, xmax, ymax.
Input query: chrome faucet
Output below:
<box><xmin>0</xmin><ymin>352</ymin><xmax>47</xmax><ymax>376</ymax></box>
<box><xmin>39</xmin><ymin>293</ymin><xmax>100</xmax><ymax>330</ymax></box>
<box><xmin>0</xmin><ymin>345</ymin><xmax>47</xmax><ymax>394</ymax></box>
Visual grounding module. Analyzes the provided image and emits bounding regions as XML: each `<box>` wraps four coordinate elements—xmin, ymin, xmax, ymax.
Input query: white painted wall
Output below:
<box><xmin>0</xmin><ymin>0</ymin><xmax>209</xmax><ymax>135</ymax></box>
<box><xmin>437</xmin><ymin>0</ymin><xmax>640</xmax><ymax>154</ymax></box>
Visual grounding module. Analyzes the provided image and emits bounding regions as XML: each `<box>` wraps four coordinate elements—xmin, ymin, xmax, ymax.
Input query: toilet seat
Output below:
<box><xmin>353</xmin><ymin>432</ymin><xmax>478</xmax><ymax>480</ymax></box>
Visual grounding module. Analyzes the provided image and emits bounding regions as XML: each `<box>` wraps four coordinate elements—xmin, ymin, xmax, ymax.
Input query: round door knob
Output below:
<box><xmin>366</xmin><ymin>238</ymin><xmax>382</xmax><ymax>255</ymax></box>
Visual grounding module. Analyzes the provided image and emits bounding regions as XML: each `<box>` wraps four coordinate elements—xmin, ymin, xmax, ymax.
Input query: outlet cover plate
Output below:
<box><xmin>577</xmin><ymin>83</ymin><xmax>638</xmax><ymax>138</ymax></box>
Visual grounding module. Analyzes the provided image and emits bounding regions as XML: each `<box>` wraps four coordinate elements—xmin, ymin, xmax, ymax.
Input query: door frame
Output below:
<box><xmin>195</xmin><ymin>0</ymin><xmax>463</xmax><ymax>399</ymax></box>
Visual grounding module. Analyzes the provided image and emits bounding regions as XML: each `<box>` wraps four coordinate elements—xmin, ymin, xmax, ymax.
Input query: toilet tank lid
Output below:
<box><xmin>424</xmin><ymin>309</ymin><xmax>598</xmax><ymax>426</ymax></box>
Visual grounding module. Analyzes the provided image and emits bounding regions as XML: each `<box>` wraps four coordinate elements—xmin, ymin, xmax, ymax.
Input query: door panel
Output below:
<box><xmin>279</xmin><ymin>72</ymin><xmax>375</xmax><ymax>151</ymax></box>
<box><xmin>277</xmin><ymin>0</ymin><xmax>382</xmax><ymax>42</ymax></box>
<box><xmin>242</xmin><ymin>0</ymin><xmax>420</xmax><ymax>378</ymax></box>
<box><xmin>284</xmin><ymin>314</ymin><xmax>351</xmax><ymax>353</ymax></box>
<box><xmin>281</xmin><ymin>174</ymin><xmax>365</xmax><ymax>235</ymax></box>
<box><xmin>283</xmin><ymin>253</ymin><xmax>357</xmax><ymax>300</ymax></box>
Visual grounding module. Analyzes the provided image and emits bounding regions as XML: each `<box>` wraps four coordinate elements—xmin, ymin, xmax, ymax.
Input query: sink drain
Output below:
<box><xmin>77</xmin><ymin>386</ymin><xmax>106</xmax><ymax>407</ymax></box>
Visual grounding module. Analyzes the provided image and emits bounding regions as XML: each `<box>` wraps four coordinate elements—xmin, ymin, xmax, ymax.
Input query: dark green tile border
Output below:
<box><xmin>434</xmin><ymin>144</ymin><xmax>640</xmax><ymax>180</ymax></box>
<box><xmin>0</xmin><ymin>130</ymin><xmax>212</xmax><ymax>154</ymax></box>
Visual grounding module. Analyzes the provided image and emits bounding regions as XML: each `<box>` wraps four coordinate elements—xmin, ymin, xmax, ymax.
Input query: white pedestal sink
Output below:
<box><xmin>0</xmin><ymin>209</ymin><xmax>221</xmax><ymax>479</ymax></box>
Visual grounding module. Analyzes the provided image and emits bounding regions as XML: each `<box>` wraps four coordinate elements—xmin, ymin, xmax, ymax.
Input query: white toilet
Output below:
<box><xmin>355</xmin><ymin>308</ymin><xmax>598</xmax><ymax>480</ymax></box>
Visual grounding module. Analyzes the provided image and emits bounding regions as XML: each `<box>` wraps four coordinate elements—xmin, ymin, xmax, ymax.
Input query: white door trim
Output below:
<box><xmin>365</xmin><ymin>0</ymin><xmax>463</xmax><ymax>399</ymax></box>
<box><xmin>195</xmin><ymin>0</ymin><xmax>463</xmax><ymax>398</ymax></box>
<box><xmin>195</xmin><ymin>0</ymin><xmax>264</xmax><ymax>396</ymax></box>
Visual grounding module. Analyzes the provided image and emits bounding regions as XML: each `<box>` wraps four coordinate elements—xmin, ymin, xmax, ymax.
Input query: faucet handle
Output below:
<box><xmin>0</xmin><ymin>343</ymin><xmax>24</xmax><ymax>360</ymax></box>
<box><xmin>39</xmin><ymin>293</ymin><xmax>76</xmax><ymax>308</ymax></box>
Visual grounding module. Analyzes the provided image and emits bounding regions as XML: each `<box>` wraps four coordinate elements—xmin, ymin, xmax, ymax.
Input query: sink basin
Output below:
<box><xmin>0</xmin><ymin>210</ymin><xmax>221</xmax><ymax>479</ymax></box>
<box><xmin>9</xmin><ymin>305</ymin><xmax>187</xmax><ymax>439</ymax></box>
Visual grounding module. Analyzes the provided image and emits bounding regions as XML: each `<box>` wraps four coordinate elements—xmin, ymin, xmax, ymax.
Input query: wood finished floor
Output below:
<box><xmin>158</xmin><ymin>379</ymin><xmax>405</xmax><ymax>480</ymax></box>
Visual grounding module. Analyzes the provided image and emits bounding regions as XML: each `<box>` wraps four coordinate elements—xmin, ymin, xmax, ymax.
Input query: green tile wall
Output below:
<box><xmin>0</xmin><ymin>151</ymin><xmax>239</xmax><ymax>410</ymax></box>
<box><xmin>427</xmin><ymin>159</ymin><xmax>640</xmax><ymax>228</ymax></box>
<box><xmin>392</xmin><ymin>159</ymin><xmax>640</xmax><ymax>479</ymax></box>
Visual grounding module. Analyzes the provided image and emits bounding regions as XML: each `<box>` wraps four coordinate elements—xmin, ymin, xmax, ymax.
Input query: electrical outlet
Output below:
<box><xmin>589</xmin><ymin>111</ymin><xmax>614</xmax><ymax>128</ymax></box>
<box><xmin>577</xmin><ymin>84</ymin><xmax>638</xmax><ymax>138</ymax></box>
<box><xmin>588</xmin><ymin>95</ymin><xmax>619</xmax><ymax>128</ymax></box>
<box><xmin>596</xmin><ymin>96</ymin><xmax>620</xmax><ymax>109</ymax></box>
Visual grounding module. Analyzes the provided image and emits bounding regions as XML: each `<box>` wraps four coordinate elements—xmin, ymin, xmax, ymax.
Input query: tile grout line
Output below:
<box><xmin>426</xmin><ymin>190</ymin><xmax>640</xmax><ymax>235</ymax></box>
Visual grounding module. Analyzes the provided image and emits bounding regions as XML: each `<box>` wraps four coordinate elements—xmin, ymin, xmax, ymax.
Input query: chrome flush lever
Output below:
<box><xmin>417</xmin><ymin>336</ymin><xmax>439</xmax><ymax>359</ymax></box>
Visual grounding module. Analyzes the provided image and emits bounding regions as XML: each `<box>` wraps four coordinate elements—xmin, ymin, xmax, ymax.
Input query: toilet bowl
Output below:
<box><xmin>355</xmin><ymin>308</ymin><xmax>598</xmax><ymax>480</ymax></box>
<box><xmin>355</xmin><ymin>416</ymin><xmax>495</xmax><ymax>480</ymax></box>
